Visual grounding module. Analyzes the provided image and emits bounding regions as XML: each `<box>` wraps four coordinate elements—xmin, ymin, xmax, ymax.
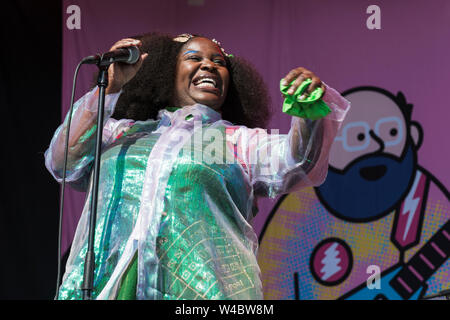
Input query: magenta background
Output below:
<box><xmin>59</xmin><ymin>0</ymin><xmax>450</xmax><ymax>255</ymax></box>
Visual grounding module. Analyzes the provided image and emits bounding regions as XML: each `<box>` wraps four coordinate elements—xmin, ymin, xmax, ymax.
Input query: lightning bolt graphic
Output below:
<box><xmin>401</xmin><ymin>171</ymin><xmax>422</xmax><ymax>241</ymax></box>
<box><xmin>320</xmin><ymin>243</ymin><xmax>341</xmax><ymax>281</ymax></box>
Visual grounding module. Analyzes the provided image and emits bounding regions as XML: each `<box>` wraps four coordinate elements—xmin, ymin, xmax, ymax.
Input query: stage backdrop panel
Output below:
<box><xmin>59</xmin><ymin>0</ymin><xmax>449</xmax><ymax>299</ymax></box>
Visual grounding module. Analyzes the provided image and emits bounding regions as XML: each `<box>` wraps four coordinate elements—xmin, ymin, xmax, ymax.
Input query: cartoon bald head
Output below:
<box><xmin>316</xmin><ymin>87</ymin><xmax>423</xmax><ymax>222</ymax></box>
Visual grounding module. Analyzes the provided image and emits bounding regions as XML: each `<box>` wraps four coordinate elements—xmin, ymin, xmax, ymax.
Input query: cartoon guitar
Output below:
<box><xmin>341</xmin><ymin>220</ymin><xmax>449</xmax><ymax>300</ymax></box>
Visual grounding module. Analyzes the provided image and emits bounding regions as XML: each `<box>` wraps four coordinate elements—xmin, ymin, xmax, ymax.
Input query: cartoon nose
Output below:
<box><xmin>369</xmin><ymin>130</ymin><xmax>385</xmax><ymax>153</ymax></box>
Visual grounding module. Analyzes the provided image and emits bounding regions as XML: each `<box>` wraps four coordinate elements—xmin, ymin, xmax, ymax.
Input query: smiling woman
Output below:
<box><xmin>45</xmin><ymin>32</ymin><xmax>350</xmax><ymax>299</ymax></box>
<box><xmin>173</xmin><ymin>37</ymin><xmax>230</xmax><ymax>112</ymax></box>
<box><xmin>110</xmin><ymin>32</ymin><xmax>271</xmax><ymax>129</ymax></box>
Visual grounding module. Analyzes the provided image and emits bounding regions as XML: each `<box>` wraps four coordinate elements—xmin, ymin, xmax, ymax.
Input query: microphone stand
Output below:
<box><xmin>81</xmin><ymin>63</ymin><xmax>109</xmax><ymax>300</ymax></box>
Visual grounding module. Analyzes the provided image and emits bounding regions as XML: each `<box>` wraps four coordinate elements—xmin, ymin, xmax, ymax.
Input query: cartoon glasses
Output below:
<box><xmin>334</xmin><ymin>116</ymin><xmax>404</xmax><ymax>152</ymax></box>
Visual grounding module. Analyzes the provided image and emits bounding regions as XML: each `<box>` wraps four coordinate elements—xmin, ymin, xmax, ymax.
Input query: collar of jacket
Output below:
<box><xmin>157</xmin><ymin>104</ymin><xmax>222</xmax><ymax>126</ymax></box>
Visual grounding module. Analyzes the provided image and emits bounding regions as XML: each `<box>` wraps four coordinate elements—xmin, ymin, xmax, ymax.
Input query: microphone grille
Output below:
<box><xmin>127</xmin><ymin>46</ymin><xmax>141</xmax><ymax>64</ymax></box>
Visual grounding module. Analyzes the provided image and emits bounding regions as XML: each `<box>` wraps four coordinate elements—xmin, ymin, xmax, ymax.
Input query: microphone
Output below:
<box><xmin>81</xmin><ymin>46</ymin><xmax>140</xmax><ymax>66</ymax></box>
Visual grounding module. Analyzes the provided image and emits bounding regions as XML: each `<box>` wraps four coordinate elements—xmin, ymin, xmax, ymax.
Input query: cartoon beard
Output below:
<box><xmin>315</xmin><ymin>143</ymin><xmax>416</xmax><ymax>222</ymax></box>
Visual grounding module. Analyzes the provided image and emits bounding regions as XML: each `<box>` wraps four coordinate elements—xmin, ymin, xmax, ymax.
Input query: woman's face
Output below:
<box><xmin>172</xmin><ymin>37</ymin><xmax>230</xmax><ymax>112</ymax></box>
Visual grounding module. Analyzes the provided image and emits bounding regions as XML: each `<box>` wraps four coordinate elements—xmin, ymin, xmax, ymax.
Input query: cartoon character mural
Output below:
<box><xmin>257</xmin><ymin>86</ymin><xmax>449</xmax><ymax>300</ymax></box>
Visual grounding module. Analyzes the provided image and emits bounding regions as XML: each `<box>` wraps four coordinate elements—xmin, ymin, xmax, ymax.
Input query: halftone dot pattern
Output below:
<box><xmin>258</xmin><ymin>188</ymin><xmax>319</xmax><ymax>299</ymax></box>
<box><xmin>258</xmin><ymin>177</ymin><xmax>449</xmax><ymax>300</ymax></box>
<box><xmin>259</xmin><ymin>187</ymin><xmax>401</xmax><ymax>299</ymax></box>
<box><xmin>404</xmin><ymin>194</ymin><xmax>449</xmax><ymax>296</ymax></box>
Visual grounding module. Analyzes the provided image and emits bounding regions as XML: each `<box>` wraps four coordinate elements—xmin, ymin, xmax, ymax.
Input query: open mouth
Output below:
<box><xmin>192</xmin><ymin>75</ymin><xmax>221</xmax><ymax>94</ymax></box>
<box><xmin>359</xmin><ymin>165</ymin><xmax>387</xmax><ymax>181</ymax></box>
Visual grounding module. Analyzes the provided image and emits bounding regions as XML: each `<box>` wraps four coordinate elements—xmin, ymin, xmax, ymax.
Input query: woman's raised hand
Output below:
<box><xmin>281</xmin><ymin>67</ymin><xmax>326</xmax><ymax>98</ymax></box>
<box><xmin>105</xmin><ymin>38</ymin><xmax>148</xmax><ymax>94</ymax></box>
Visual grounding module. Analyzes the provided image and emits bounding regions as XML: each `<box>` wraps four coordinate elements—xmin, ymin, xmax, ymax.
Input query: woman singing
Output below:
<box><xmin>45</xmin><ymin>32</ymin><xmax>350</xmax><ymax>299</ymax></box>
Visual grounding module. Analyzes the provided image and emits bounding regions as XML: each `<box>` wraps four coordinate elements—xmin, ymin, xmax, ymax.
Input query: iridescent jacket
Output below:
<box><xmin>45</xmin><ymin>85</ymin><xmax>350</xmax><ymax>299</ymax></box>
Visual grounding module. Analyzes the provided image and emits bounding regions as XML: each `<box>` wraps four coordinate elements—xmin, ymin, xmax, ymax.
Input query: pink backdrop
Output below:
<box><xmin>59</xmin><ymin>0</ymin><xmax>450</xmax><ymax>258</ymax></box>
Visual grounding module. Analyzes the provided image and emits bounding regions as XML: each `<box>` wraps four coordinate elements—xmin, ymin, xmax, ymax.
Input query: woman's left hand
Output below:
<box><xmin>281</xmin><ymin>67</ymin><xmax>326</xmax><ymax>97</ymax></box>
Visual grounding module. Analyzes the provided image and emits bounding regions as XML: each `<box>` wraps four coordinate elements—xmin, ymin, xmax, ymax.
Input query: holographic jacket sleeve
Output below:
<box><xmin>228</xmin><ymin>83</ymin><xmax>350</xmax><ymax>198</ymax></box>
<box><xmin>44</xmin><ymin>87</ymin><xmax>131</xmax><ymax>190</ymax></box>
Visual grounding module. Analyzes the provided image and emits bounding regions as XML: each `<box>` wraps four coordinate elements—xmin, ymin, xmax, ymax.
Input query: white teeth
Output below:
<box><xmin>196</xmin><ymin>82</ymin><xmax>216</xmax><ymax>88</ymax></box>
<box><xmin>194</xmin><ymin>77</ymin><xmax>217</xmax><ymax>87</ymax></box>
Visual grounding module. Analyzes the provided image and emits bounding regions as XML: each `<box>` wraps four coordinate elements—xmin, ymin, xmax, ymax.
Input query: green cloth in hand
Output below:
<box><xmin>280</xmin><ymin>78</ymin><xmax>331</xmax><ymax>120</ymax></box>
